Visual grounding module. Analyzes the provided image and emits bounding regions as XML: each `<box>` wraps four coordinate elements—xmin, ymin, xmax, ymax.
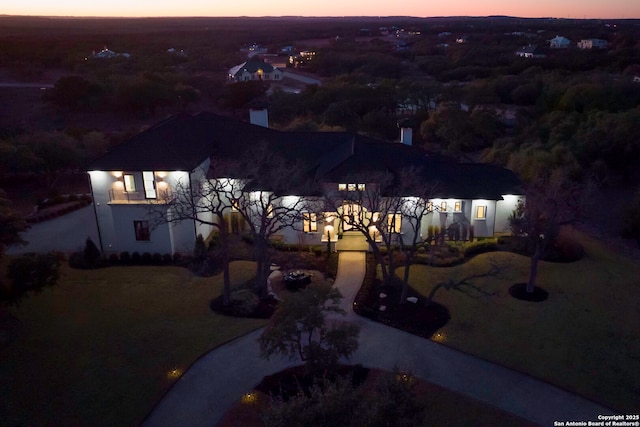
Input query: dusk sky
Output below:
<box><xmin>4</xmin><ymin>0</ymin><xmax>640</xmax><ymax>19</ymax></box>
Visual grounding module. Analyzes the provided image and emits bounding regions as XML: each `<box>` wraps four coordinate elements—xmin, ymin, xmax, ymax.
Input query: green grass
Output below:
<box><xmin>402</xmin><ymin>231</ymin><xmax>640</xmax><ymax>413</ymax></box>
<box><xmin>0</xmin><ymin>260</ymin><xmax>266</xmax><ymax>427</ymax></box>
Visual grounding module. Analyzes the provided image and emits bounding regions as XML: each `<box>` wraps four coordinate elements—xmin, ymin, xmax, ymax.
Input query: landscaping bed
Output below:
<box><xmin>216</xmin><ymin>366</ymin><xmax>538</xmax><ymax>427</ymax></box>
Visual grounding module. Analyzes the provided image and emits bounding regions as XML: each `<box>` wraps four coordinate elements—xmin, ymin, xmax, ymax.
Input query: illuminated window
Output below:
<box><xmin>347</xmin><ymin>183</ymin><xmax>356</xmax><ymax>191</ymax></box>
<box><xmin>324</xmin><ymin>212</ymin><xmax>335</xmax><ymax>223</ymax></box>
<box><xmin>303</xmin><ymin>212</ymin><xmax>317</xmax><ymax>233</ymax></box>
<box><xmin>454</xmin><ymin>201</ymin><xmax>462</xmax><ymax>212</ymax></box>
<box><xmin>387</xmin><ymin>213</ymin><xmax>402</xmax><ymax>233</ymax></box>
<box><xmin>427</xmin><ymin>201</ymin><xmax>434</xmax><ymax>212</ymax></box>
<box><xmin>338</xmin><ymin>183</ymin><xmax>347</xmax><ymax>191</ymax></box>
<box><xmin>134</xmin><ymin>221</ymin><xmax>150</xmax><ymax>241</ymax></box>
<box><xmin>143</xmin><ymin>171</ymin><xmax>156</xmax><ymax>199</ymax></box>
<box><xmin>357</xmin><ymin>183</ymin><xmax>366</xmax><ymax>191</ymax></box>
<box><xmin>440</xmin><ymin>201</ymin><xmax>447</xmax><ymax>212</ymax></box>
<box><xmin>123</xmin><ymin>174</ymin><xmax>136</xmax><ymax>192</ymax></box>
<box><xmin>267</xmin><ymin>204</ymin><xmax>274</xmax><ymax>218</ymax></box>
<box><xmin>231</xmin><ymin>199</ymin><xmax>240</xmax><ymax>211</ymax></box>
<box><xmin>476</xmin><ymin>206</ymin><xmax>487</xmax><ymax>220</ymax></box>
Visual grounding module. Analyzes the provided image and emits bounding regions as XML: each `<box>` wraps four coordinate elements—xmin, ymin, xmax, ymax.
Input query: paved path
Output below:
<box><xmin>7</xmin><ymin>205</ymin><xmax>99</xmax><ymax>254</ymax></box>
<box><xmin>143</xmin><ymin>252</ymin><xmax>615</xmax><ymax>427</ymax></box>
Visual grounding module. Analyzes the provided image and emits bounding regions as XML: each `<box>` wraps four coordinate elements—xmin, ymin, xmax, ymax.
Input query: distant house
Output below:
<box><xmin>227</xmin><ymin>60</ymin><xmax>283</xmax><ymax>83</ymax></box>
<box><xmin>577</xmin><ymin>39</ymin><xmax>608</xmax><ymax>50</ymax></box>
<box><xmin>633</xmin><ymin>76</ymin><xmax>640</xmax><ymax>83</ymax></box>
<box><xmin>241</xmin><ymin>43</ymin><xmax>268</xmax><ymax>58</ymax></box>
<box><xmin>514</xmin><ymin>45</ymin><xmax>546</xmax><ymax>58</ymax></box>
<box><xmin>548</xmin><ymin>35</ymin><xmax>571</xmax><ymax>49</ymax></box>
<box><xmin>91</xmin><ymin>46</ymin><xmax>130</xmax><ymax>59</ymax></box>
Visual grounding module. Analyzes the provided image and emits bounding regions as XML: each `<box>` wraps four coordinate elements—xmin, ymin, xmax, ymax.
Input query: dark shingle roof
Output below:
<box><xmin>87</xmin><ymin>112</ymin><xmax>521</xmax><ymax>200</ymax></box>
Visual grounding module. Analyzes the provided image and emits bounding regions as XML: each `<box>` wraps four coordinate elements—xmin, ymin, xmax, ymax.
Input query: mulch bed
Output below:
<box><xmin>354</xmin><ymin>279</ymin><xmax>450</xmax><ymax>340</ymax></box>
<box><xmin>508</xmin><ymin>283</ymin><xmax>549</xmax><ymax>302</ymax></box>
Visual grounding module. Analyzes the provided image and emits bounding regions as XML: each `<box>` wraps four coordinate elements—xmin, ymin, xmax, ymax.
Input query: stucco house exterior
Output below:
<box><xmin>227</xmin><ymin>60</ymin><xmax>283</xmax><ymax>82</ymax></box>
<box><xmin>514</xmin><ymin>45</ymin><xmax>547</xmax><ymax>58</ymax></box>
<box><xmin>577</xmin><ymin>39</ymin><xmax>608</xmax><ymax>50</ymax></box>
<box><xmin>86</xmin><ymin>111</ymin><xmax>522</xmax><ymax>255</ymax></box>
<box><xmin>548</xmin><ymin>35</ymin><xmax>572</xmax><ymax>49</ymax></box>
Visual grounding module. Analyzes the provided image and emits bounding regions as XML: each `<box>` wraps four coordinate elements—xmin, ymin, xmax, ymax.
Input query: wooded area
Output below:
<box><xmin>1</xmin><ymin>15</ymin><xmax>639</xmax><ymax>242</ymax></box>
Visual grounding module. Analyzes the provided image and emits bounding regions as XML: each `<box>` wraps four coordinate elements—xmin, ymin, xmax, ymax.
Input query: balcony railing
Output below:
<box><xmin>108</xmin><ymin>189</ymin><xmax>172</xmax><ymax>204</ymax></box>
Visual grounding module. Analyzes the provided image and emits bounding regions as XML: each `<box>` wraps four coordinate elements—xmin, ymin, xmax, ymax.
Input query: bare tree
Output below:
<box><xmin>509</xmin><ymin>171</ymin><xmax>592</xmax><ymax>294</ymax></box>
<box><xmin>323</xmin><ymin>171</ymin><xmax>404</xmax><ymax>287</ymax></box>
<box><xmin>148</xmin><ymin>144</ymin><xmax>313</xmax><ymax>299</ymax></box>
<box><xmin>395</xmin><ymin>168</ymin><xmax>439</xmax><ymax>304</ymax></box>
<box><xmin>230</xmin><ymin>143</ymin><xmax>313</xmax><ymax>296</ymax></box>
<box><xmin>147</xmin><ymin>158</ymin><xmax>238</xmax><ymax>305</ymax></box>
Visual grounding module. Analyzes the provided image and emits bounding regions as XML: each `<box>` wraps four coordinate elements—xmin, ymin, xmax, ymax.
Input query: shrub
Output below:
<box><xmin>151</xmin><ymin>253</ymin><xmax>163</xmax><ymax>265</ymax></box>
<box><xmin>141</xmin><ymin>252</ymin><xmax>152</xmax><ymax>265</ymax></box>
<box><xmin>3</xmin><ymin>253</ymin><xmax>62</xmax><ymax>305</ymax></box>
<box><xmin>463</xmin><ymin>240</ymin><xmax>498</xmax><ymax>257</ymax></box>
<box><xmin>108</xmin><ymin>253</ymin><xmax>119</xmax><ymax>264</ymax></box>
<box><xmin>172</xmin><ymin>253</ymin><xmax>182</xmax><ymax>263</ymax></box>
<box><xmin>119</xmin><ymin>251</ymin><xmax>131</xmax><ymax>264</ymax></box>
<box><xmin>83</xmin><ymin>237</ymin><xmax>101</xmax><ymax>267</ymax></box>
<box><xmin>228</xmin><ymin>289</ymin><xmax>260</xmax><ymax>316</ymax></box>
<box><xmin>68</xmin><ymin>251</ymin><xmax>86</xmax><ymax>269</ymax></box>
<box><xmin>162</xmin><ymin>253</ymin><xmax>173</xmax><ymax>264</ymax></box>
<box><xmin>497</xmin><ymin>235</ymin><xmax>512</xmax><ymax>245</ymax></box>
<box><xmin>131</xmin><ymin>252</ymin><xmax>142</xmax><ymax>264</ymax></box>
<box><xmin>427</xmin><ymin>225</ymin><xmax>434</xmax><ymax>241</ymax></box>
<box><xmin>194</xmin><ymin>234</ymin><xmax>207</xmax><ymax>260</ymax></box>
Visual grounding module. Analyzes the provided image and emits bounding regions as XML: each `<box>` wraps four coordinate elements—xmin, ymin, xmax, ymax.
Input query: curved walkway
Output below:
<box><xmin>143</xmin><ymin>252</ymin><xmax>614</xmax><ymax>427</ymax></box>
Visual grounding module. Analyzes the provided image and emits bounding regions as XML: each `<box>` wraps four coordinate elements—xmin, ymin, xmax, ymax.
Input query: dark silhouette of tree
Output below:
<box><xmin>509</xmin><ymin>172</ymin><xmax>591</xmax><ymax>293</ymax></box>
<box><xmin>0</xmin><ymin>189</ymin><xmax>27</xmax><ymax>263</ymax></box>
<box><xmin>258</xmin><ymin>283</ymin><xmax>359</xmax><ymax>373</ymax></box>
<box><xmin>622</xmin><ymin>188</ymin><xmax>640</xmax><ymax>249</ymax></box>
<box><xmin>44</xmin><ymin>75</ymin><xmax>105</xmax><ymax>111</ymax></box>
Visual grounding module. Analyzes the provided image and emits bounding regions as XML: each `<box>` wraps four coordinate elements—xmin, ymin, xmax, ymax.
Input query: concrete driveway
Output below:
<box><xmin>7</xmin><ymin>205</ymin><xmax>100</xmax><ymax>254</ymax></box>
<box><xmin>143</xmin><ymin>252</ymin><xmax>613</xmax><ymax>427</ymax></box>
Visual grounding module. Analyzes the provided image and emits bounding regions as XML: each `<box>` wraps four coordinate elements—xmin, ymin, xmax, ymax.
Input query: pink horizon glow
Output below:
<box><xmin>3</xmin><ymin>0</ymin><xmax>639</xmax><ymax>20</ymax></box>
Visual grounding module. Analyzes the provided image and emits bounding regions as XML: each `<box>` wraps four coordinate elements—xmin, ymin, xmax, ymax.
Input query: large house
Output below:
<box><xmin>577</xmin><ymin>39</ymin><xmax>608</xmax><ymax>50</ymax></box>
<box><xmin>548</xmin><ymin>35</ymin><xmax>572</xmax><ymax>49</ymax></box>
<box><xmin>87</xmin><ymin>111</ymin><xmax>522</xmax><ymax>255</ymax></box>
<box><xmin>227</xmin><ymin>60</ymin><xmax>283</xmax><ymax>83</ymax></box>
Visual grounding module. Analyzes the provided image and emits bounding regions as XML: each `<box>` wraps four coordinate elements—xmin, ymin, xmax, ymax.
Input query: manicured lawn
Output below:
<box><xmin>0</xmin><ymin>260</ymin><xmax>266</xmax><ymax>427</ymax></box>
<box><xmin>402</xmin><ymin>231</ymin><xmax>640</xmax><ymax>413</ymax></box>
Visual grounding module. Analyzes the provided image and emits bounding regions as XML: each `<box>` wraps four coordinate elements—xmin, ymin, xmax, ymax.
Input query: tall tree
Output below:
<box><xmin>146</xmin><ymin>159</ymin><xmax>237</xmax><ymax>305</ymax></box>
<box><xmin>258</xmin><ymin>283</ymin><xmax>359</xmax><ymax>373</ymax></box>
<box><xmin>394</xmin><ymin>169</ymin><xmax>438</xmax><ymax>304</ymax></box>
<box><xmin>509</xmin><ymin>171</ymin><xmax>591</xmax><ymax>293</ymax></box>
<box><xmin>230</xmin><ymin>144</ymin><xmax>311</xmax><ymax>296</ymax></box>
<box><xmin>323</xmin><ymin>171</ymin><xmax>404</xmax><ymax>287</ymax></box>
<box><xmin>148</xmin><ymin>144</ymin><xmax>311</xmax><ymax>298</ymax></box>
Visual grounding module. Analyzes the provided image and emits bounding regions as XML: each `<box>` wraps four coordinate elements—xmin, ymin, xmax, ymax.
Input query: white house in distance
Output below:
<box><xmin>227</xmin><ymin>60</ymin><xmax>283</xmax><ymax>83</ymax></box>
<box><xmin>86</xmin><ymin>111</ymin><xmax>523</xmax><ymax>255</ymax></box>
<box><xmin>548</xmin><ymin>35</ymin><xmax>572</xmax><ymax>49</ymax></box>
<box><xmin>577</xmin><ymin>39</ymin><xmax>608</xmax><ymax>50</ymax></box>
<box><xmin>514</xmin><ymin>45</ymin><xmax>547</xmax><ymax>59</ymax></box>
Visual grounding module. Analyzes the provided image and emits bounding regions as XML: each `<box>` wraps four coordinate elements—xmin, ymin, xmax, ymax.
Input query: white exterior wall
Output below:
<box><xmin>470</xmin><ymin>199</ymin><xmax>496</xmax><ymax>237</ymax></box>
<box><xmin>88</xmin><ymin>168</ymin><xmax>204</xmax><ymax>255</ymax></box>
<box><xmin>495</xmin><ymin>195</ymin><xmax>523</xmax><ymax>234</ymax></box>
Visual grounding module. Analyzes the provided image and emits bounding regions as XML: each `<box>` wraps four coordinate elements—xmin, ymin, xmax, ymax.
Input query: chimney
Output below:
<box><xmin>397</xmin><ymin>118</ymin><xmax>415</xmax><ymax>146</ymax></box>
<box><xmin>249</xmin><ymin>108</ymin><xmax>269</xmax><ymax>128</ymax></box>
<box><xmin>400</xmin><ymin>127</ymin><xmax>413</xmax><ymax>146</ymax></box>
